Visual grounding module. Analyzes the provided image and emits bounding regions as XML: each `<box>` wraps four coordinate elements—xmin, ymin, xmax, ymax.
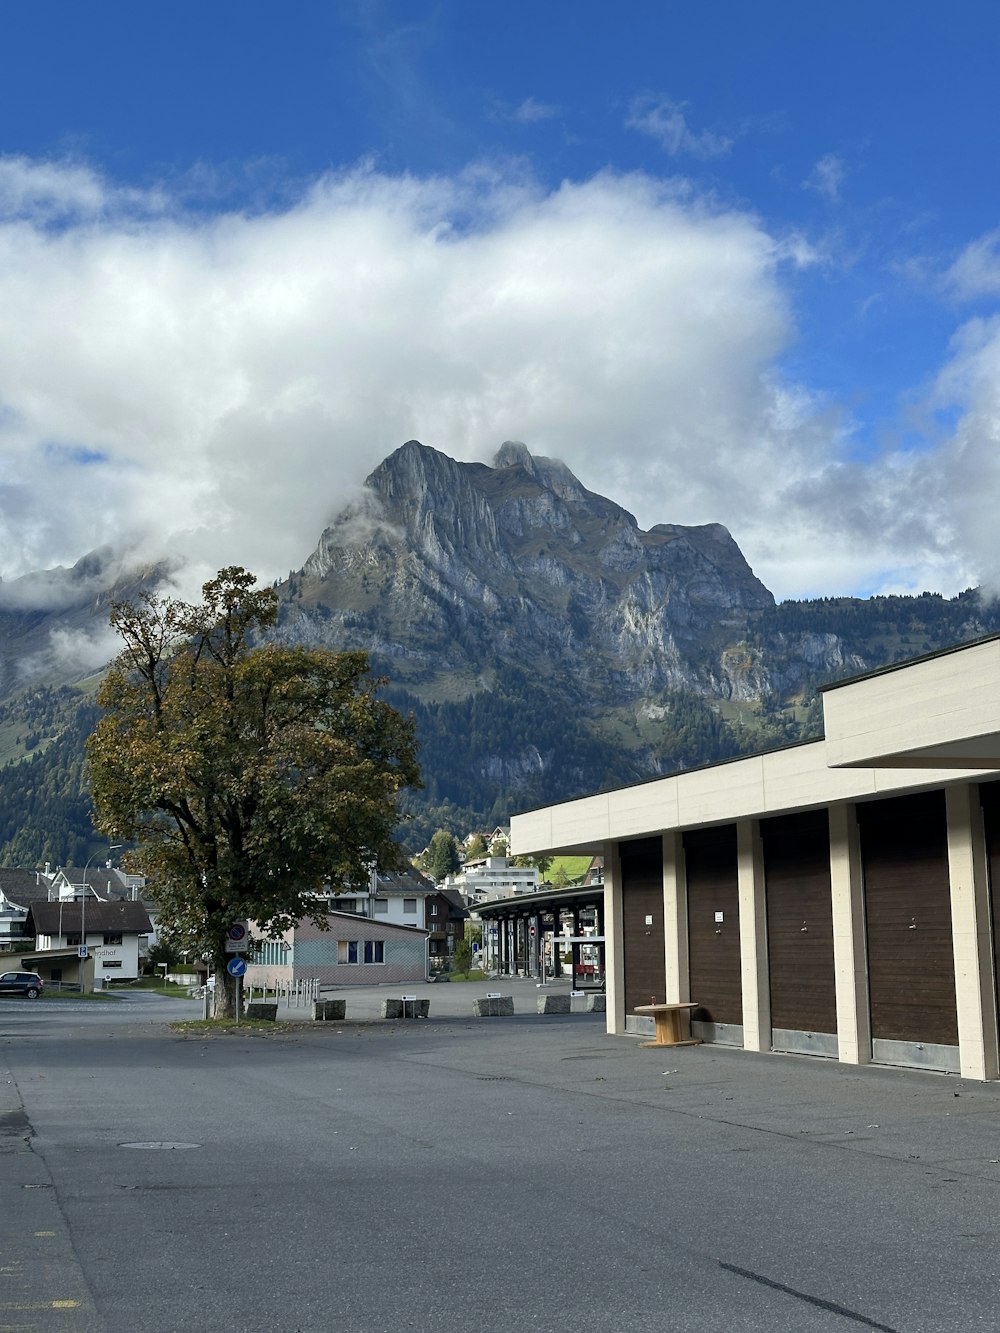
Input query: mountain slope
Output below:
<box><xmin>2</xmin><ymin>439</ymin><xmax>1000</xmax><ymax>859</ymax></box>
<box><xmin>280</xmin><ymin>439</ymin><xmax>775</xmax><ymax>701</ymax></box>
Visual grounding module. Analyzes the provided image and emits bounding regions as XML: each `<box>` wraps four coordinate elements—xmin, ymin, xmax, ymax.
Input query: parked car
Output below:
<box><xmin>0</xmin><ymin>971</ymin><xmax>44</xmax><ymax>999</ymax></box>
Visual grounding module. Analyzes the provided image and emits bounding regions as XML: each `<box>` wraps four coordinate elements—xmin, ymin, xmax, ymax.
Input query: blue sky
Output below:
<box><xmin>2</xmin><ymin>1</ymin><xmax>1000</xmax><ymax>605</ymax></box>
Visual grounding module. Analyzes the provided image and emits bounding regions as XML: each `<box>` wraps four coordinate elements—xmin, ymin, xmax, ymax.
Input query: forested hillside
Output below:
<box><xmin>3</xmin><ymin>588</ymin><xmax>1000</xmax><ymax>864</ymax></box>
<box><xmin>0</xmin><ymin>690</ymin><xmax>99</xmax><ymax>866</ymax></box>
<box><xmin>3</xmin><ymin>442</ymin><xmax>1000</xmax><ymax>866</ymax></box>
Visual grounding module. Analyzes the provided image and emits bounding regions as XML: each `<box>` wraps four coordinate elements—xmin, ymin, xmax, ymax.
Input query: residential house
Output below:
<box><xmin>245</xmin><ymin>909</ymin><xmax>429</xmax><ymax>989</ymax></box>
<box><xmin>26</xmin><ymin>899</ymin><xmax>153</xmax><ymax>984</ymax></box>
<box><xmin>0</xmin><ymin>868</ymin><xmax>59</xmax><ymax>951</ymax></box>
<box><xmin>325</xmin><ymin>866</ymin><xmax>439</xmax><ymax>928</ymax></box>
<box><xmin>425</xmin><ymin>888</ymin><xmax>468</xmax><ymax>964</ymax></box>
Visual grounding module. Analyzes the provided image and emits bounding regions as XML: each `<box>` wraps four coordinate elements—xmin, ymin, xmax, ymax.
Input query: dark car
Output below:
<box><xmin>0</xmin><ymin>971</ymin><xmax>44</xmax><ymax>998</ymax></box>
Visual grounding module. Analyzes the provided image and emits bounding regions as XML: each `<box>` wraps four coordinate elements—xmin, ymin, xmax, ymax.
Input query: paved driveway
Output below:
<box><xmin>2</xmin><ymin>992</ymin><xmax>999</xmax><ymax>1332</ymax></box>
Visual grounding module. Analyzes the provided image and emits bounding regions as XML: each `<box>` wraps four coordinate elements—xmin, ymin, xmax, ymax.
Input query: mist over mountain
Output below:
<box><xmin>2</xmin><ymin>439</ymin><xmax>999</xmax><ymax>860</ymax></box>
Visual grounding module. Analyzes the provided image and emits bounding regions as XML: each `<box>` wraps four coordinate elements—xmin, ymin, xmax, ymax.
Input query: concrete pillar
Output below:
<box><xmin>662</xmin><ymin>831</ymin><xmax>688</xmax><ymax>1004</ymax></box>
<box><xmin>828</xmin><ymin>802</ymin><xmax>870</xmax><ymax>1065</ymax></box>
<box><xmin>946</xmin><ymin>784</ymin><xmax>999</xmax><ymax>1081</ymax></box>
<box><xmin>603</xmin><ymin>841</ymin><xmax>626</xmax><ymax>1035</ymax></box>
<box><xmin>737</xmin><ymin>819</ymin><xmax>769</xmax><ymax>1051</ymax></box>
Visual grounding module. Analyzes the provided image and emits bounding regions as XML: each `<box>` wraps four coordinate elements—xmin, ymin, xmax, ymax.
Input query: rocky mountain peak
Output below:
<box><xmin>291</xmin><ymin>438</ymin><xmax>776</xmax><ymax>707</ymax></box>
<box><xmin>492</xmin><ymin>440</ymin><xmax>593</xmax><ymax>507</ymax></box>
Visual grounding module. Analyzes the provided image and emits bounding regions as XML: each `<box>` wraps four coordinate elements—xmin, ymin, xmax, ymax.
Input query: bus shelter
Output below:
<box><xmin>475</xmin><ymin>885</ymin><xmax>605</xmax><ymax>990</ymax></box>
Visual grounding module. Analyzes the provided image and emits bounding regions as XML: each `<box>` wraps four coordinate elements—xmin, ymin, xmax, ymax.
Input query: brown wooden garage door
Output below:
<box><xmin>760</xmin><ymin>810</ymin><xmax>837</xmax><ymax>1039</ymax></box>
<box><xmin>620</xmin><ymin>837</ymin><xmax>666</xmax><ymax>1014</ymax></box>
<box><xmin>685</xmin><ymin>825</ymin><xmax>741</xmax><ymax>1025</ymax></box>
<box><xmin>978</xmin><ymin>780</ymin><xmax>1000</xmax><ymax>1034</ymax></box>
<box><xmin>858</xmin><ymin>791</ymin><xmax>957</xmax><ymax>1047</ymax></box>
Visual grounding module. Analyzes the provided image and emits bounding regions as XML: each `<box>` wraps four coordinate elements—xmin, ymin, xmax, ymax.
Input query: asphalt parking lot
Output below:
<box><xmin>3</xmin><ymin>988</ymin><xmax>1000</xmax><ymax>1332</ymax></box>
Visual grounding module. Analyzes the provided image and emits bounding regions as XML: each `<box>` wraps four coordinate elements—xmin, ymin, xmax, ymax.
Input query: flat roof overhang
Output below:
<box><xmin>822</xmin><ymin>634</ymin><xmax>1000</xmax><ymax>770</ymax></box>
<box><xmin>474</xmin><ymin>885</ymin><xmax>604</xmax><ymax>919</ymax></box>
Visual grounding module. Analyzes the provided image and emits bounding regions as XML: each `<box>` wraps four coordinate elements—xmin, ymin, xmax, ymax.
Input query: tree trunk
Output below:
<box><xmin>210</xmin><ymin>954</ymin><xmax>241</xmax><ymax>1019</ymax></box>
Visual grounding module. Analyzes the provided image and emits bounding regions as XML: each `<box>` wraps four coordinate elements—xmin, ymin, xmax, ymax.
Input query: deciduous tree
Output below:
<box><xmin>422</xmin><ymin>828</ymin><xmax>461</xmax><ymax>883</ymax></box>
<box><xmin>87</xmin><ymin>567</ymin><xmax>420</xmax><ymax>1018</ymax></box>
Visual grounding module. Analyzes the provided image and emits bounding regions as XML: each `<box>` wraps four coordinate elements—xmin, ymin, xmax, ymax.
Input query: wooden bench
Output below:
<box><xmin>633</xmin><ymin>1002</ymin><xmax>701</xmax><ymax>1048</ymax></box>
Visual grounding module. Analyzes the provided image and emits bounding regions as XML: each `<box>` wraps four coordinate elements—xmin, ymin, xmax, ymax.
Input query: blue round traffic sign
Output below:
<box><xmin>226</xmin><ymin>957</ymin><xmax>248</xmax><ymax>978</ymax></box>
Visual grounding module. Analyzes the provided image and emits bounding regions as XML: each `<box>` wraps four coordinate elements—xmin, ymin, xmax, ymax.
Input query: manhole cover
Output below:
<box><xmin>118</xmin><ymin>1142</ymin><xmax>201</xmax><ymax>1150</ymax></box>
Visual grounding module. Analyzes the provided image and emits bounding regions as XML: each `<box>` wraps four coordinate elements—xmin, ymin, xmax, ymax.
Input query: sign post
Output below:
<box><xmin>227</xmin><ymin>955</ymin><xmax>247</xmax><ymax>1025</ymax></box>
<box><xmin>225</xmin><ymin>922</ymin><xmax>249</xmax><ymax>953</ymax></box>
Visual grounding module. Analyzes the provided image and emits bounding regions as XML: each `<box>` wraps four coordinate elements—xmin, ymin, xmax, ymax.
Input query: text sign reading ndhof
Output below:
<box><xmin>226</xmin><ymin>956</ymin><xmax>248</xmax><ymax>978</ymax></box>
<box><xmin>225</xmin><ymin>921</ymin><xmax>249</xmax><ymax>953</ymax></box>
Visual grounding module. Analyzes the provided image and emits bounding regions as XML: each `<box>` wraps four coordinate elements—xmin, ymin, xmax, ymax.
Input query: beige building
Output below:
<box><xmin>510</xmin><ymin>634</ymin><xmax>1000</xmax><ymax>1080</ymax></box>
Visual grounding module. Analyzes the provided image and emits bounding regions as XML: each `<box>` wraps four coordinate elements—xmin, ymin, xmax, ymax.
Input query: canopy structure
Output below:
<box><xmin>475</xmin><ymin>885</ymin><xmax>605</xmax><ymax>989</ymax></box>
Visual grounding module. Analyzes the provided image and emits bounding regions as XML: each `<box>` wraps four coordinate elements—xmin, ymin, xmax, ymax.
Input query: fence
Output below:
<box><xmin>244</xmin><ymin>978</ymin><xmax>320</xmax><ymax>1009</ymax></box>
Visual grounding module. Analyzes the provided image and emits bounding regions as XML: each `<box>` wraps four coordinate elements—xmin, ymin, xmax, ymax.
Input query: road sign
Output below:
<box><xmin>225</xmin><ymin>921</ymin><xmax>249</xmax><ymax>953</ymax></box>
<box><xmin>78</xmin><ymin>945</ymin><xmax>89</xmax><ymax>959</ymax></box>
<box><xmin>226</xmin><ymin>957</ymin><xmax>247</xmax><ymax>978</ymax></box>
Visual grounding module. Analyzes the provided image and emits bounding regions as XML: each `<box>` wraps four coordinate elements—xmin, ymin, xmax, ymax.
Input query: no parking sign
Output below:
<box><xmin>225</xmin><ymin>921</ymin><xmax>249</xmax><ymax>953</ymax></box>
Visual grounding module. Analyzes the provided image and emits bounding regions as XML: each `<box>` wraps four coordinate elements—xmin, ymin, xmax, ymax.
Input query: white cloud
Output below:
<box><xmin>0</xmin><ymin>154</ymin><xmax>990</xmax><ymax>603</ymax></box>
<box><xmin>626</xmin><ymin>94</ymin><xmax>732</xmax><ymax>159</ymax></box>
<box><xmin>945</xmin><ymin>228</ymin><xmax>1000</xmax><ymax>301</ymax></box>
<box><xmin>924</xmin><ymin>313</ymin><xmax>1000</xmax><ymax>594</ymax></box>
<box><xmin>17</xmin><ymin>624</ymin><xmax>122</xmax><ymax>688</ymax></box>
<box><xmin>493</xmin><ymin>96</ymin><xmax>559</xmax><ymax>125</ymax></box>
<box><xmin>803</xmin><ymin>153</ymin><xmax>846</xmax><ymax>203</ymax></box>
<box><xmin>0</xmin><ymin>155</ymin><xmax>168</xmax><ymax>223</ymax></box>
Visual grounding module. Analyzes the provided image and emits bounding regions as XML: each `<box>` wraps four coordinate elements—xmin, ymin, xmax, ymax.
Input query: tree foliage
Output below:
<box><xmin>464</xmin><ymin>832</ymin><xmax>487</xmax><ymax>859</ymax></box>
<box><xmin>421</xmin><ymin>828</ymin><xmax>461</xmax><ymax>883</ymax></box>
<box><xmin>86</xmin><ymin>567</ymin><xmax>420</xmax><ymax>1017</ymax></box>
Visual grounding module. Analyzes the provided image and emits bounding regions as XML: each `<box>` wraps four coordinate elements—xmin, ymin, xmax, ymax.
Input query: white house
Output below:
<box><xmin>324</xmin><ymin>866</ymin><xmax>438</xmax><ymax>927</ymax></box>
<box><xmin>443</xmin><ymin>856</ymin><xmax>539</xmax><ymax>906</ymax></box>
<box><xmin>27</xmin><ymin>900</ymin><xmax>153</xmax><ymax>984</ymax></box>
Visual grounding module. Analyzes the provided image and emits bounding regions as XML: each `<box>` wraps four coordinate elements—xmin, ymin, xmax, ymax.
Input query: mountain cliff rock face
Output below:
<box><xmin>3</xmin><ymin>438</ymin><xmax>999</xmax><ymax>859</ymax></box>
<box><xmin>283</xmin><ymin>439</ymin><xmax>779</xmax><ymax>703</ymax></box>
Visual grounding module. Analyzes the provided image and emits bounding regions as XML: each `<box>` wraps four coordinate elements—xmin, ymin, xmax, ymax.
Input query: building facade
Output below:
<box><xmin>443</xmin><ymin>856</ymin><xmax>539</xmax><ymax>905</ymax></box>
<box><xmin>510</xmin><ymin>634</ymin><xmax>1000</xmax><ymax>1081</ymax></box>
<box><xmin>245</xmin><ymin>910</ymin><xmax>429</xmax><ymax>989</ymax></box>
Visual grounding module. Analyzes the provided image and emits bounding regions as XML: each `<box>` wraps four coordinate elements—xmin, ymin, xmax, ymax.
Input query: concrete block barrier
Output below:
<box><xmin>245</xmin><ymin>1002</ymin><xmax>278</xmax><ymax>1021</ymax></box>
<box><xmin>570</xmin><ymin>993</ymin><xmax>606</xmax><ymax>1013</ymax></box>
<box><xmin>313</xmin><ymin>999</ymin><xmax>346</xmax><ymax>1021</ymax></box>
<box><xmin>381</xmin><ymin>997</ymin><xmax>430</xmax><ymax>1019</ymax></box>
<box><xmin>537</xmin><ymin>994</ymin><xmax>571</xmax><ymax>1015</ymax></box>
<box><xmin>473</xmin><ymin>995</ymin><xmax>514</xmax><ymax>1017</ymax></box>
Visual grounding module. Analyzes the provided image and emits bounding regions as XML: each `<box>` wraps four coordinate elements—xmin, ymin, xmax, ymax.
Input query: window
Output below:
<box><xmin>103</xmin><ymin>934</ymin><xmax>123</xmax><ymax>946</ymax></box>
<box><xmin>101</xmin><ymin>960</ymin><xmax>123</xmax><ymax>969</ymax></box>
<box><xmin>403</xmin><ymin>898</ymin><xmax>417</xmax><ymax>914</ymax></box>
<box><xmin>430</xmin><ymin>903</ymin><xmax>438</xmax><ymax>917</ymax></box>
<box><xmin>373</xmin><ymin>899</ymin><xmax>388</xmax><ymax>914</ymax></box>
<box><xmin>363</xmin><ymin>940</ymin><xmax>384</xmax><ymax>964</ymax></box>
<box><xmin>66</xmin><ymin>934</ymin><xmax>81</xmax><ymax>946</ymax></box>
<box><xmin>337</xmin><ymin>940</ymin><xmax>359</xmax><ymax>964</ymax></box>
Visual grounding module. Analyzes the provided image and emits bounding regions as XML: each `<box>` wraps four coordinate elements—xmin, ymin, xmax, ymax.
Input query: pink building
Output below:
<box><xmin>245</xmin><ymin>909</ymin><xmax>428</xmax><ymax>988</ymax></box>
